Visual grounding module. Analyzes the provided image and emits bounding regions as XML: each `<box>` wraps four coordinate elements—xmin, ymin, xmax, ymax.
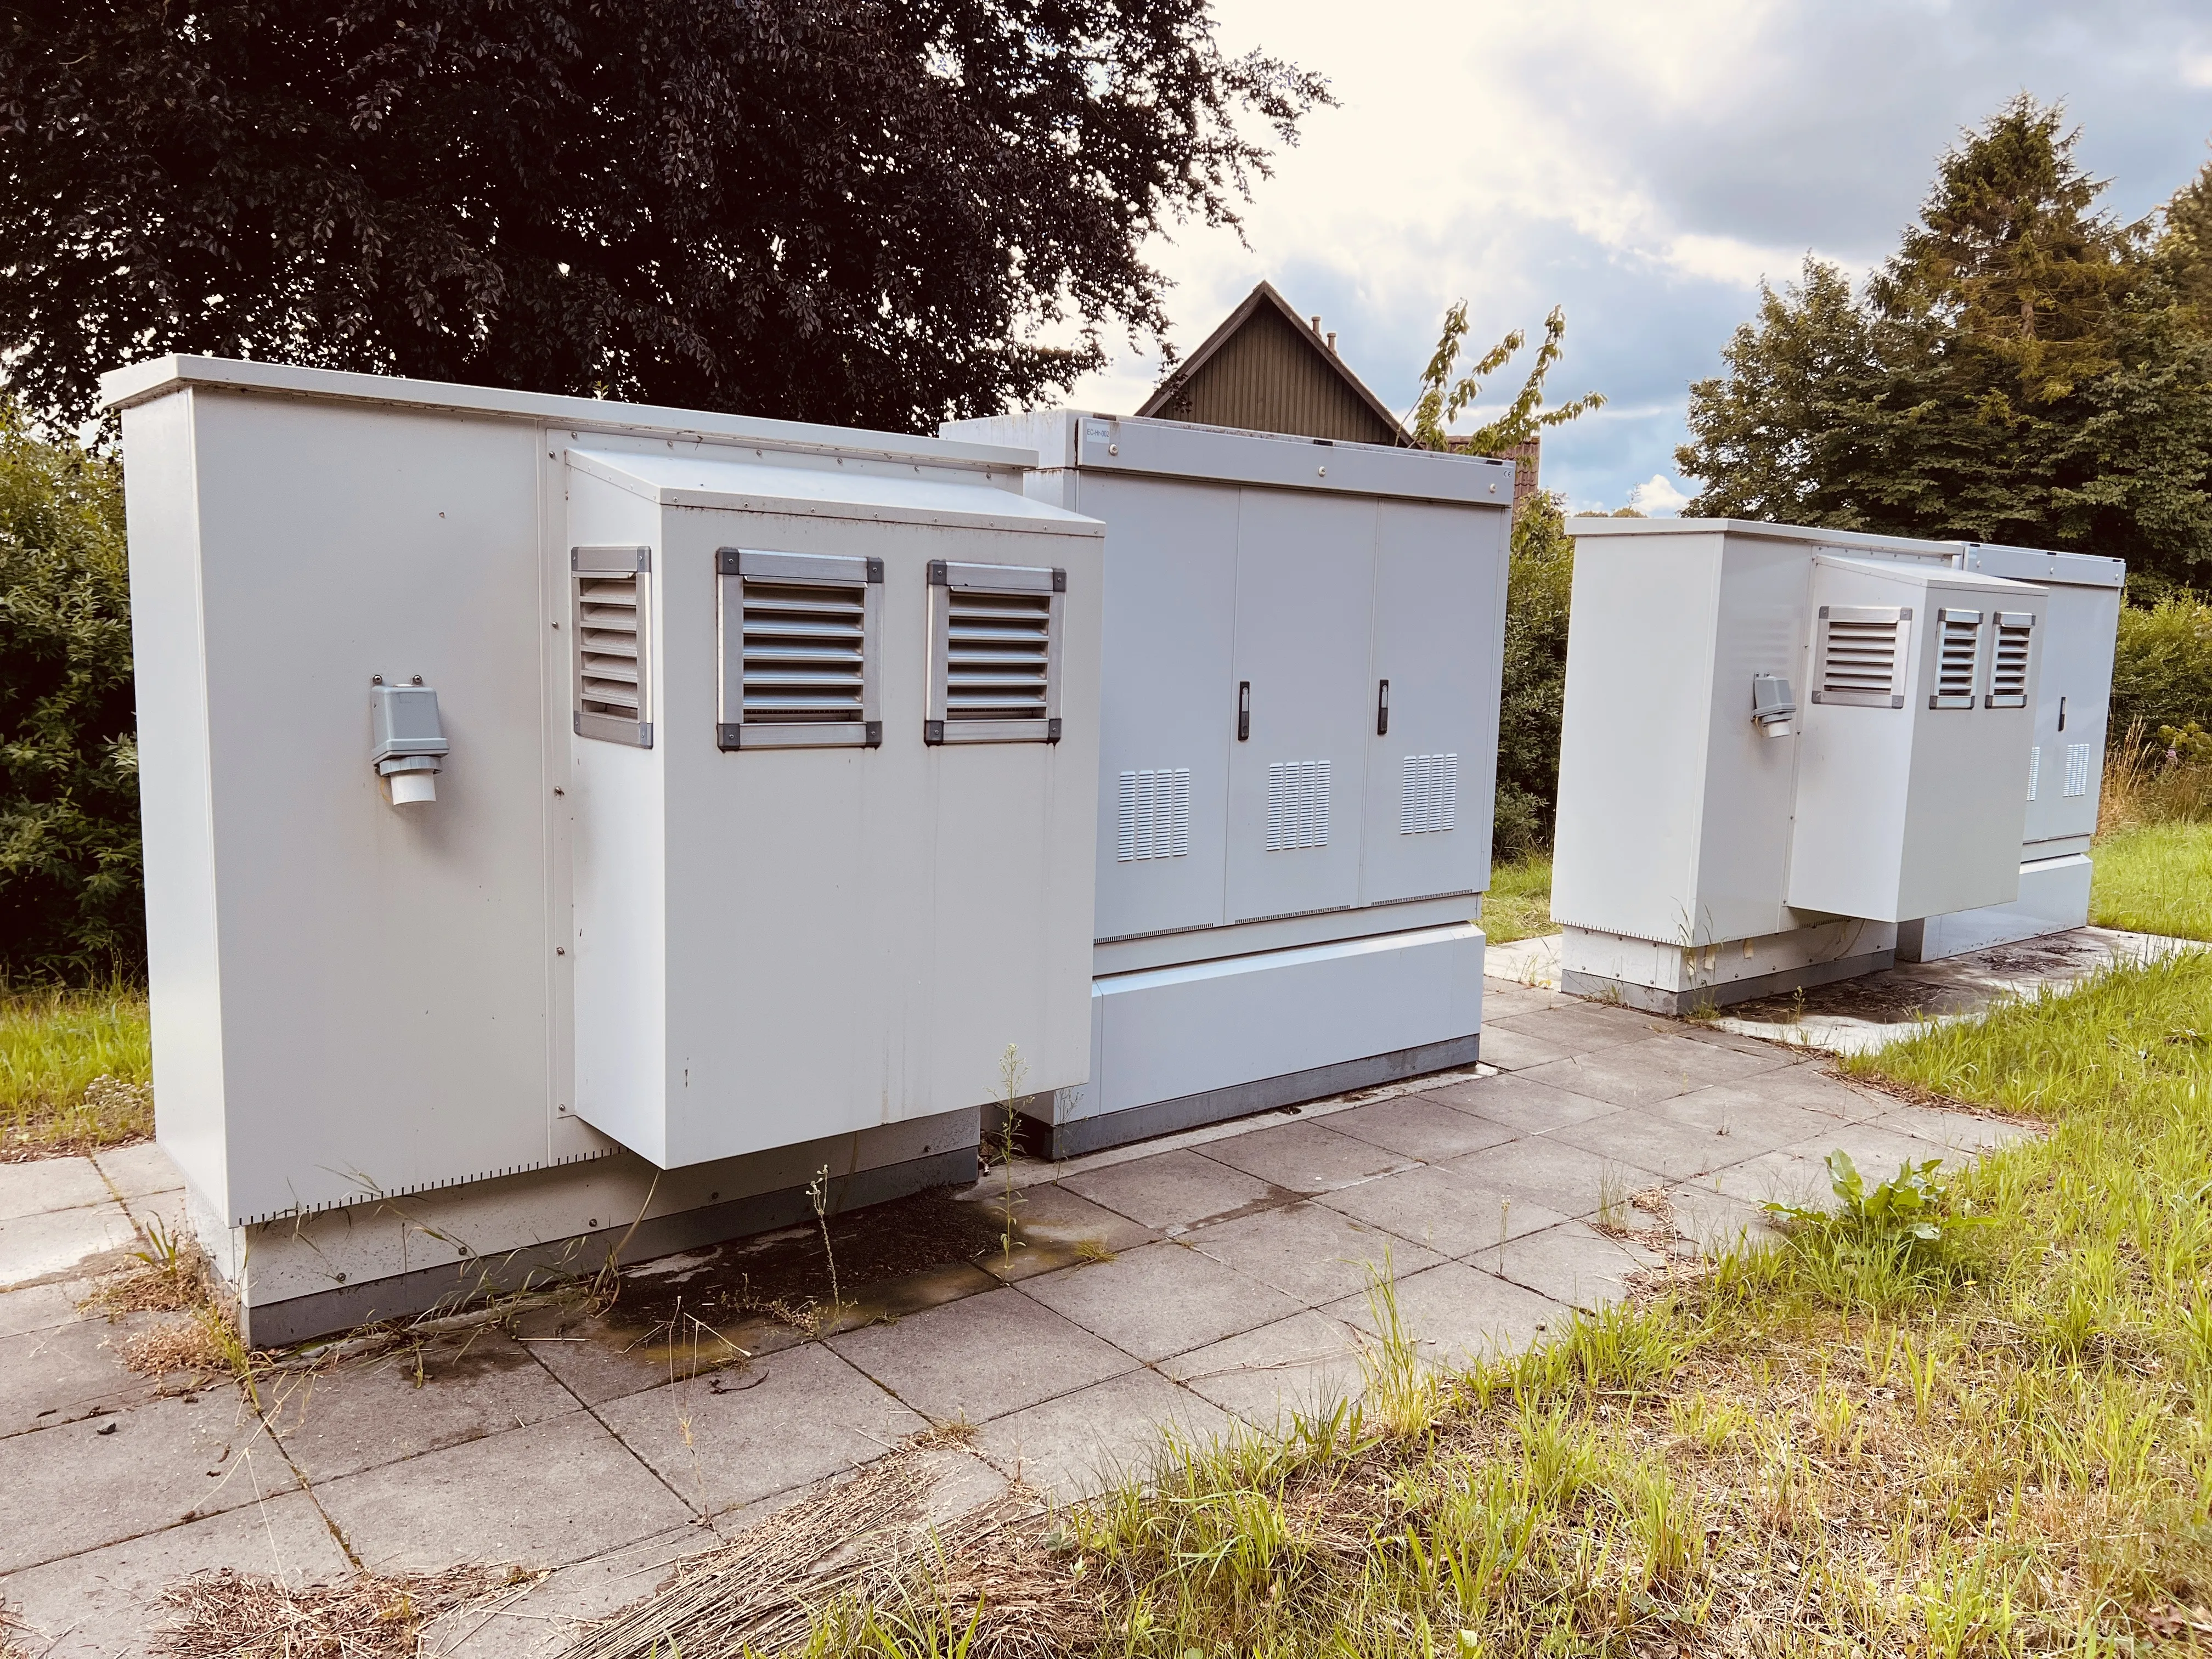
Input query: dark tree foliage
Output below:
<box><xmin>0</xmin><ymin>401</ymin><xmax>140</xmax><ymax>982</ymax></box>
<box><xmin>1491</xmin><ymin>493</ymin><xmax>1575</xmax><ymax>859</ymax></box>
<box><xmin>0</xmin><ymin>0</ymin><xmax>1329</xmax><ymax>430</ymax></box>
<box><xmin>1679</xmin><ymin>98</ymin><xmax>2212</xmax><ymax>588</ymax></box>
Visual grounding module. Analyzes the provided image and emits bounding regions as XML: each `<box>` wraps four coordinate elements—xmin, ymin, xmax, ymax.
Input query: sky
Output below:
<box><xmin>1058</xmin><ymin>0</ymin><xmax>2212</xmax><ymax>514</ymax></box>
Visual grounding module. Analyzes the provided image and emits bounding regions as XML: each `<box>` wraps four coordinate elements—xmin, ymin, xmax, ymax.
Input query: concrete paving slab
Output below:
<box><xmin>828</xmin><ymin>1286</ymin><xmax>1136</xmax><ymax>1425</ymax></box>
<box><xmin>0</xmin><ymin>1157</ymin><xmax>112</xmax><ymax>1222</ymax></box>
<box><xmin>1869</xmin><ymin>1103</ymin><xmax>2036</xmax><ymax>1154</ymax></box>
<box><xmin>1478</xmin><ymin>980</ymin><xmax>1559</xmax><ymax>1019</ymax></box>
<box><xmin>1649</xmin><ymin>1090</ymin><xmax>1853</xmax><ymax>1156</ymax></box>
<box><xmin>1183</xmin><ymin>1200</ymin><xmax>1444</xmax><ymax>1307</ymax></box>
<box><xmin>1060</xmin><ymin>1148</ymin><xmax>1279</xmax><ymax>1232</ymax></box>
<box><xmin>507</xmin><ymin>1300</ymin><xmax>798</xmax><ymax>1408</ymax></box>
<box><xmin>89</xmin><ymin>1142</ymin><xmax>185</xmax><ymax>1203</ymax></box>
<box><xmin>425</xmin><ymin>1522</ymin><xmax>710</xmax><ymax>1659</ymax></box>
<box><xmin>594</xmin><ymin>1341</ymin><xmax>924</xmax><ymax>1519</ymax></box>
<box><xmin>1514</xmin><ymin>1034</ymin><xmax>1779</xmax><ymax>1111</ymax></box>
<box><xmin>1418</xmin><ymin>1071</ymin><xmax>1624</xmax><ymax>1133</ymax></box>
<box><xmin>1017</xmin><ymin>1243</ymin><xmax>1301</xmax><ymax>1363</ymax></box>
<box><xmin>1666</xmin><ymin>1183</ymin><xmax>1788</xmax><ymax>1256</ymax></box>
<box><xmin>1450</xmin><ymin>1136</ymin><xmax>1667</xmax><ymax>1221</ymax></box>
<box><xmin>1194</xmin><ymin>1120</ymin><xmax>1410</xmax><ymax>1194</ymax></box>
<box><xmin>1689</xmin><ymin>1149</ymin><xmax>1838</xmax><ymax>1212</ymax></box>
<box><xmin>0</xmin><ymin>1389</ymin><xmax>276</xmax><ymax>1575</ymax></box>
<box><xmin>1545</xmin><ymin>1108</ymin><xmax>1756</xmax><ymax>1183</ymax></box>
<box><xmin>0</xmin><ymin>1487</ymin><xmax>349</xmax><ymax>1658</ymax></box>
<box><xmin>1325</xmin><ymin>1095</ymin><xmax>1520</xmax><ymax>1164</ymax></box>
<box><xmin>262</xmin><ymin>1329</ymin><xmax>583</xmax><ymax>1483</ymax></box>
<box><xmin>0</xmin><ymin>1310</ymin><xmax>161</xmax><ymax>1437</ymax></box>
<box><xmin>313</xmin><ymin>1408</ymin><xmax>695</xmax><ymax>1572</ymax></box>
<box><xmin>1466</xmin><ymin>1221</ymin><xmax>1667</xmax><ymax>1311</ymax></box>
<box><xmin>1317</xmin><ymin>1162</ymin><xmax>1569</xmax><ymax>1257</ymax></box>
<box><xmin>0</xmin><ymin>1280</ymin><xmax>80</xmax><ymax>1340</ymax></box>
<box><xmin>0</xmin><ymin>1200</ymin><xmax>139</xmax><ymax>1290</ymax></box>
<box><xmin>1483</xmin><ymin>1002</ymin><xmax>1663</xmax><ymax>1056</ymax></box>
<box><xmin>977</xmin><ymin>1367</ymin><xmax>1233</xmax><ymax>1502</ymax></box>
<box><xmin>991</xmin><ymin>1183</ymin><xmax>1158</xmax><ymax>1258</ymax></box>
<box><xmin>1475</xmin><ymin>1026</ymin><xmax>1579</xmax><ymax>1071</ymax></box>
<box><xmin>118</xmin><ymin>1184</ymin><xmax>192</xmax><ymax>1245</ymax></box>
<box><xmin>1159</xmin><ymin>1311</ymin><xmax>1367</xmax><ymax>1429</ymax></box>
<box><xmin>1327</xmin><ymin>1261</ymin><xmax>1564</xmax><ymax>1370</ymax></box>
<box><xmin>1770</xmin><ymin>1120</ymin><xmax>1965</xmax><ymax>1178</ymax></box>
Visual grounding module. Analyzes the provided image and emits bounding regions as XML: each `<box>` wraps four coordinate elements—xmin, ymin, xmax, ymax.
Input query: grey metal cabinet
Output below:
<box><xmin>1225</xmin><ymin>488</ymin><xmax>1378</xmax><ymax>923</ymax></box>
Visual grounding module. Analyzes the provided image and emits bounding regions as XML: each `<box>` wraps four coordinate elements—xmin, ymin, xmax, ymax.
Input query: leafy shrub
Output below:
<box><xmin>1493</xmin><ymin>493</ymin><xmax>1574</xmax><ymax>858</ymax></box>
<box><xmin>0</xmin><ymin>400</ymin><xmax>141</xmax><ymax>981</ymax></box>
<box><xmin>2111</xmin><ymin>591</ymin><xmax>2212</xmax><ymax>749</ymax></box>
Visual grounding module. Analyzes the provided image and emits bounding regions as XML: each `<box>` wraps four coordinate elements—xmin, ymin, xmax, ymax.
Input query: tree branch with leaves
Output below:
<box><xmin>1409</xmin><ymin>302</ymin><xmax>1604</xmax><ymax>453</ymax></box>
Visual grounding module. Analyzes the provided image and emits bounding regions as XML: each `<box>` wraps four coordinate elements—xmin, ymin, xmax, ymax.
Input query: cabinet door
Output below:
<box><xmin>1224</xmin><ymin>488</ymin><xmax>1376</xmax><ymax>923</ymax></box>
<box><xmin>1361</xmin><ymin>500</ymin><xmax>1506</xmax><ymax>905</ymax></box>
<box><xmin>1083</xmin><ymin>472</ymin><xmax>1238</xmax><ymax>940</ymax></box>
<box><xmin>2022</xmin><ymin>583</ymin><xmax>2119</xmax><ymax>848</ymax></box>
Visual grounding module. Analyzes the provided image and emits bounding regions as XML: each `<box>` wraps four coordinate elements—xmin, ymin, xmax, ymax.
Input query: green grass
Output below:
<box><xmin>786</xmin><ymin>951</ymin><xmax>2212</xmax><ymax>1657</ymax></box>
<box><xmin>0</xmin><ymin>985</ymin><xmax>151</xmax><ymax>1155</ymax></box>
<box><xmin>1481</xmin><ymin>853</ymin><xmax>1555</xmax><ymax>945</ymax></box>
<box><xmin>2091</xmin><ymin>817</ymin><xmax>2212</xmax><ymax>939</ymax></box>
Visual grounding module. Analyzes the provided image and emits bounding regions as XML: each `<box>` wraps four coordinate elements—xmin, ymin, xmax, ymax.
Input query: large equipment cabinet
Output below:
<box><xmin>944</xmin><ymin>411</ymin><xmax>1515</xmax><ymax>1155</ymax></box>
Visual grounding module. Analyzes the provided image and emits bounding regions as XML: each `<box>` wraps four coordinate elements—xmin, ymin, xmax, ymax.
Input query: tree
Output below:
<box><xmin>0</xmin><ymin>400</ymin><xmax>140</xmax><ymax>981</ymax></box>
<box><xmin>0</xmin><ymin>0</ymin><xmax>1330</xmax><ymax>431</ymax></box>
<box><xmin>1409</xmin><ymin>303</ymin><xmax>1604</xmax><ymax>453</ymax></box>
<box><xmin>1678</xmin><ymin>97</ymin><xmax>2212</xmax><ymax>585</ymax></box>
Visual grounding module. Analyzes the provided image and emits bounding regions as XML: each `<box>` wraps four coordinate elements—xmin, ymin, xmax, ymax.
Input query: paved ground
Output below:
<box><xmin>0</xmin><ymin>978</ymin><xmax>2032</xmax><ymax>1657</ymax></box>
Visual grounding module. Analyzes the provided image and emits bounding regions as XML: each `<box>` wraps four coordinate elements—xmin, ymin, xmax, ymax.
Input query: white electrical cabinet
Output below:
<box><xmin>943</xmin><ymin>411</ymin><xmax>1514</xmax><ymax>1154</ymax></box>
<box><xmin>107</xmin><ymin>356</ymin><xmax>1102</xmax><ymax>1341</ymax></box>
<box><xmin>1552</xmin><ymin>520</ymin><xmax>2076</xmax><ymax>1012</ymax></box>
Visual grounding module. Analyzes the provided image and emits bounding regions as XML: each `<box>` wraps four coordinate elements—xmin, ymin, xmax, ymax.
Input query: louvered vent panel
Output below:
<box><xmin>1399</xmin><ymin>754</ymin><xmax>1460</xmax><ymax>835</ymax></box>
<box><xmin>1263</xmin><ymin>761</ymin><xmax>1331</xmax><ymax>851</ymax></box>
<box><xmin>2064</xmin><ymin>742</ymin><xmax>2094</xmax><ymax>798</ymax></box>
<box><xmin>1930</xmin><ymin>609</ymin><xmax>1980</xmax><ymax>708</ymax></box>
<box><xmin>1116</xmin><ymin>769</ymin><xmax>1192</xmax><ymax>861</ymax></box>
<box><xmin>741</xmin><ymin>579</ymin><xmax>865</xmax><ymax>722</ymax></box>
<box><xmin>578</xmin><ymin>573</ymin><xmax>642</xmax><ymax>719</ymax></box>
<box><xmin>1988</xmin><ymin>614</ymin><xmax>2033</xmax><ymax>707</ymax></box>
<box><xmin>2027</xmin><ymin>746</ymin><xmax>2040</xmax><ymax>802</ymax></box>
<box><xmin>1816</xmin><ymin>616</ymin><xmax>1904</xmax><ymax>704</ymax></box>
<box><xmin>945</xmin><ymin>590</ymin><xmax>1052</xmax><ymax>723</ymax></box>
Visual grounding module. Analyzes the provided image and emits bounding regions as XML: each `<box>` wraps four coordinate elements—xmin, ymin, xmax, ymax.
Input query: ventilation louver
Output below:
<box><xmin>1400</xmin><ymin>754</ymin><xmax>1459</xmax><ymax>835</ymax></box>
<box><xmin>1929</xmin><ymin>608</ymin><xmax>1981</xmax><ymax>709</ymax></box>
<box><xmin>926</xmin><ymin>561</ymin><xmax>1064</xmax><ymax>744</ymax></box>
<box><xmin>1986</xmin><ymin>612</ymin><xmax>2034</xmax><ymax>708</ymax></box>
<box><xmin>1263</xmin><ymin>761</ymin><xmax>1331</xmax><ymax>850</ymax></box>
<box><xmin>572</xmin><ymin>545</ymin><xmax>652</xmax><ymax>747</ymax></box>
<box><xmin>2064</xmin><ymin>742</ymin><xmax>2094</xmax><ymax>798</ymax></box>
<box><xmin>716</xmin><ymin>550</ymin><xmax>882</xmax><ymax>750</ymax></box>
<box><xmin>1116</xmin><ymin>769</ymin><xmax>1192</xmax><ymax>861</ymax></box>
<box><xmin>2027</xmin><ymin>746</ymin><xmax>2040</xmax><ymax>802</ymax></box>
<box><xmin>1809</xmin><ymin>605</ymin><xmax>1910</xmax><ymax>709</ymax></box>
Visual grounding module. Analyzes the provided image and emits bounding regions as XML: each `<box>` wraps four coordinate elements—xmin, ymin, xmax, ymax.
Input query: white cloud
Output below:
<box><xmin>1629</xmin><ymin>474</ymin><xmax>1693</xmax><ymax>516</ymax></box>
<box><xmin>2183</xmin><ymin>52</ymin><xmax>2212</xmax><ymax>88</ymax></box>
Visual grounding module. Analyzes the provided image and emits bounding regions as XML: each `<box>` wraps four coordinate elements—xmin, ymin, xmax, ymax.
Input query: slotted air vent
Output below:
<box><xmin>1810</xmin><ymin>605</ymin><xmax>1910</xmax><ymax>709</ymax></box>
<box><xmin>572</xmin><ymin>545</ymin><xmax>652</xmax><ymax>747</ymax></box>
<box><xmin>1116</xmin><ymin>769</ymin><xmax>1192</xmax><ymax>861</ymax></box>
<box><xmin>1929</xmin><ymin>607</ymin><xmax>1981</xmax><ymax>709</ymax></box>
<box><xmin>716</xmin><ymin>550</ymin><xmax>881</xmax><ymax>749</ymax></box>
<box><xmin>1263</xmin><ymin>761</ymin><xmax>1331</xmax><ymax>851</ymax></box>
<box><xmin>2027</xmin><ymin>746</ymin><xmax>2041</xmax><ymax>802</ymax></box>
<box><xmin>1987</xmin><ymin>612</ymin><xmax>2034</xmax><ymax>708</ymax></box>
<box><xmin>1400</xmin><ymin>754</ymin><xmax>1459</xmax><ymax>835</ymax></box>
<box><xmin>2064</xmin><ymin>742</ymin><xmax>2094</xmax><ymax>798</ymax></box>
<box><xmin>926</xmin><ymin>561</ymin><xmax>1064</xmax><ymax>744</ymax></box>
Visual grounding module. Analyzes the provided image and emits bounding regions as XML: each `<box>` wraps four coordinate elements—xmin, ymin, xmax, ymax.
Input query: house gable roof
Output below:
<box><xmin>1137</xmin><ymin>281</ymin><xmax>1410</xmax><ymax>445</ymax></box>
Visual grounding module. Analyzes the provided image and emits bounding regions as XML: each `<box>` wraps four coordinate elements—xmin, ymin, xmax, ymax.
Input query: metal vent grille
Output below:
<box><xmin>1929</xmin><ymin>608</ymin><xmax>1981</xmax><ymax>709</ymax></box>
<box><xmin>1987</xmin><ymin>612</ymin><xmax>2034</xmax><ymax>708</ymax></box>
<box><xmin>1263</xmin><ymin>761</ymin><xmax>1331</xmax><ymax>851</ymax></box>
<box><xmin>1400</xmin><ymin>753</ymin><xmax>1459</xmax><ymax>835</ymax></box>
<box><xmin>1810</xmin><ymin>605</ymin><xmax>1909</xmax><ymax>709</ymax></box>
<box><xmin>716</xmin><ymin>550</ymin><xmax>881</xmax><ymax>749</ymax></box>
<box><xmin>2027</xmin><ymin>746</ymin><xmax>2040</xmax><ymax>802</ymax></box>
<box><xmin>572</xmin><ymin>546</ymin><xmax>651</xmax><ymax>747</ymax></box>
<box><xmin>1116</xmin><ymin>769</ymin><xmax>1192</xmax><ymax>861</ymax></box>
<box><xmin>926</xmin><ymin>562</ymin><xmax>1064</xmax><ymax>744</ymax></box>
<box><xmin>2064</xmin><ymin>742</ymin><xmax>2094</xmax><ymax>797</ymax></box>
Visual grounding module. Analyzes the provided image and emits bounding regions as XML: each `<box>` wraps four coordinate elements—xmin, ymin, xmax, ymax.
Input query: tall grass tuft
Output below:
<box><xmin>0</xmin><ymin>982</ymin><xmax>150</xmax><ymax>1153</ymax></box>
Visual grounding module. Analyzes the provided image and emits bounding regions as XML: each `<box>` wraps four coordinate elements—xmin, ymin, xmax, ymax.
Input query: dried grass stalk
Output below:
<box><xmin>155</xmin><ymin>1565</ymin><xmax>523</xmax><ymax>1659</ymax></box>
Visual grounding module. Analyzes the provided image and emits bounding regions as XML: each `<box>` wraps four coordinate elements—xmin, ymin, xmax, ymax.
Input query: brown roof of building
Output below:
<box><xmin>1137</xmin><ymin>281</ymin><xmax>1410</xmax><ymax>446</ymax></box>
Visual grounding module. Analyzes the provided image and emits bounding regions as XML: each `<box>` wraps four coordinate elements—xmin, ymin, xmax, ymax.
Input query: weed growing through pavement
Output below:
<box><xmin>806</xmin><ymin>1163</ymin><xmax>842</xmax><ymax>1319</ymax></box>
<box><xmin>993</xmin><ymin>1042</ymin><xmax>1028</xmax><ymax>1265</ymax></box>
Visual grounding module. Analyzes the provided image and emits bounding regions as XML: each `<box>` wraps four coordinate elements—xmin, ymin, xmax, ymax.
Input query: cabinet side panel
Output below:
<box><xmin>1550</xmin><ymin>534</ymin><xmax>1722</xmax><ymax>943</ymax></box>
<box><xmin>123</xmin><ymin>393</ymin><xmax>229</xmax><ymax>1222</ymax></box>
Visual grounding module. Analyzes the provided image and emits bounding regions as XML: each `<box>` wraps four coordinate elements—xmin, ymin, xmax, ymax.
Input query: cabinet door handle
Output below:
<box><xmin>1237</xmin><ymin>681</ymin><xmax>1251</xmax><ymax>742</ymax></box>
<box><xmin>1376</xmin><ymin>679</ymin><xmax>1390</xmax><ymax>737</ymax></box>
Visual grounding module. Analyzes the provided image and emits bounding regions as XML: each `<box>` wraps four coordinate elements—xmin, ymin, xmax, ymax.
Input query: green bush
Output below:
<box><xmin>2111</xmin><ymin>590</ymin><xmax>2212</xmax><ymax>748</ymax></box>
<box><xmin>0</xmin><ymin>400</ymin><xmax>141</xmax><ymax>981</ymax></box>
<box><xmin>1493</xmin><ymin>493</ymin><xmax>1573</xmax><ymax>858</ymax></box>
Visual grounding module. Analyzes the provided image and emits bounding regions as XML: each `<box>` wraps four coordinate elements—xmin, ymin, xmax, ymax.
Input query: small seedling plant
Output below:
<box><xmin>1765</xmin><ymin>1150</ymin><xmax>1987</xmax><ymax>1261</ymax></box>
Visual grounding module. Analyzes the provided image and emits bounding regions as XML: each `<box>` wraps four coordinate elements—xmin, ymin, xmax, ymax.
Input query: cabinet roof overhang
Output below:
<box><xmin>1568</xmin><ymin>515</ymin><xmax>2123</xmax><ymax>590</ymax></box>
